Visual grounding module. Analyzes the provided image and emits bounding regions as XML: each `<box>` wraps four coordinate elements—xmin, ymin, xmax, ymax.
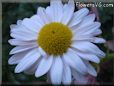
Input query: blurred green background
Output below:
<box><xmin>2</xmin><ymin>2</ymin><xmax>114</xmax><ymax>85</ymax></box>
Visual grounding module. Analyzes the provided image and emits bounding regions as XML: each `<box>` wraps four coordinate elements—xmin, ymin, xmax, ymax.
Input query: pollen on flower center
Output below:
<box><xmin>37</xmin><ymin>22</ymin><xmax>72</xmax><ymax>56</ymax></box>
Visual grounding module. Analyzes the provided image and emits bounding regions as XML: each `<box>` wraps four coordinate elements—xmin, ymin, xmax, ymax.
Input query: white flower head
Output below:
<box><xmin>8</xmin><ymin>0</ymin><xmax>105</xmax><ymax>85</ymax></box>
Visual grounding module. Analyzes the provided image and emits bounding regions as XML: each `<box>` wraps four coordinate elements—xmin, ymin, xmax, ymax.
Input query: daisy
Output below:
<box><xmin>8</xmin><ymin>0</ymin><xmax>105</xmax><ymax>85</ymax></box>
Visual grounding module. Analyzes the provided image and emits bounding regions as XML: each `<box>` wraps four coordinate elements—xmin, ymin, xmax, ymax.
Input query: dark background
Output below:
<box><xmin>2</xmin><ymin>2</ymin><xmax>114</xmax><ymax>85</ymax></box>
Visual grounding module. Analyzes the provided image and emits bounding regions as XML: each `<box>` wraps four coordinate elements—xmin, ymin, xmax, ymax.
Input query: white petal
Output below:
<box><xmin>74</xmin><ymin>22</ymin><xmax>101</xmax><ymax>36</ymax></box>
<box><xmin>76</xmin><ymin>51</ymin><xmax>100</xmax><ymax>63</ymax></box>
<box><xmin>31</xmin><ymin>14</ymin><xmax>44</xmax><ymax>27</ymax></box>
<box><xmin>37</xmin><ymin>7</ymin><xmax>51</xmax><ymax>24</ymax></box>
<box><xmin>10</xmin><ymin>20</ymin><xmax>38</xmax><ymax>41</ymax></box>
<box><xmin>10</xmin><ymin>24</ymin><xmax>17</xmax><ymax>30</ymax></box>
<box><xmin>38</xmin><ymin>47</ymin><xmax>47</xmax><ymax>56</ymax></box>
<box><xmin>11</xmin><ymin>33</ymin><xmax>37</xmax><ymax>41</ymax></box>
<box><xmin>82</xmin><ymin>14</ymin><xmax>95</xmax><ymax>23</ymax></box>
<box><xmin>8</xmin><ymin>51</ymin><xmax>29</xmax><ymax>65</ymax></box>
<box><xmin>30</xmin><ymin>15</ymin><xmax>44</xmax><ymax>27</ymax></box>
<box><xmin>24</xmin><ymin>52</ymin><xmax>46</xmax><ymax>75</ymax></box>
<box><xmin>24</xmin><ymin>58</ymin><xmax>41</xmax><ymax>75</ymax></box>
<box><xmin>45</xmin><ymin>6</ymin><xmax>53</xmax><ymax>22</ymax></box>
<box><xmin>71</xmin><ymin>14</ymin><xmax>95</xmax><ymax>30</ymax></box>
<box><xmin>8</xmin><ymin>39</ymin><xmax>37</xmax><ymax>46</ymax></box>
<box><xmin>69</xmin><ymin>8</ymin><xmax>89</xmax><ymax>27</ymax></box>
<box><xmin>71</xmin><ymin>41</ymin><xmax>105</xmax><ymax>58</ymax></box>
<box><xmin>17</xmin><ymin>20</ymin><xmax>22</xmax><ymax>25</ymax></box>
<box><xmin>22</xmin><ymin>18</ymin><xmax>40</xmax><ymax>33</ymax></box>
<box><xmin>61</xmin><ymin>0</ymin><xmax>74</xmax><ymax>25</ymax></box>
<box><xmin>35</xmin><ymin>56</ymin><xmax>53</xmax><ymax>77</ymax></box>
<box><xmin>92</xmin><ymin>29</ymin><xmax>102</xmax><ymax>36</ymax></box>
<box><xmin>50</xmin><ymin>56</ymin><xmax>63</xmax><ymax>84</ymax></box>
<box><xmin>10</xmin><ymin>20</ymin><xmax>22</xmax><ymax>30</ymax></box>
<box><xmin>63</xmin><ymin>4</ymin><xmax>67</xmax><ymax>10</ymax></box>
<box><xmin>29</xmin><ymin>15</ymin><xmax>44</xmax><ymax>32</ymax></box>
<box><xmin>84</xmin><ymin>61</ymin><xmax>97</xmax><ymax>76</ymax></box>
<box><xmin>72</xmin><ymin>35</ymin><xmax>92</xmax><ymax>41</ymax></box>
<box><xmin>50</xmin><ymin>0</ymin><xmax>63</xmax><ymax>22</ymax></box>
<box><xmin>72</xmin><ymin>69</ymin><xmax>88</xmax><ymax>84</ymax></box>
<box><xmin>15</xmin><ymin>48</ymin><xmax>41</xmax><ymax>73</ymax></box>
<box><xmin>62</xmin><ymin>63</ymin><xmax>71</xmax><ymax>85</ymax></box>
<box><xmin>10</xmin><ymin>44</ymin><xmax>38</xmax><ymax>54</ymax></box>
<box><xmin>92</xmin><ymin>37</ymin><xmax>106</xmax><ymax>43</ymax></box>
<box><xmin>82</xmin><ymin>22</ymin><xmax>101</xmax><ymax>35</ymax></box>
<box><xmin>11</xmin><ymin>23</ymin><xmax>36</xmax><ymax>35</ymax></box>
<box><xmin>63</xmin><ymin>48</ymin><xmax>87</xmax><ymax>74</ymax></box>
<box><xmin>72</xmin><ymin>35</ymin><xmax>106</xmax><ymax>44</ymax></box>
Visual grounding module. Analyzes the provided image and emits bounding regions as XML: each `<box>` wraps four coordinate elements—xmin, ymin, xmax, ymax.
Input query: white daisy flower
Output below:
<box><xmin>8</xmin><ymin>0</ymin><xmax>105</xmax><ymax>85</ymax></box>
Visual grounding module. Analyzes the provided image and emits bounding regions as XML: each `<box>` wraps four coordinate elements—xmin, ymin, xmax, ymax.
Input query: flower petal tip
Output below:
<box><xmin>14</xmin><ymin>69</ymin><xmax>21</xmax><ymax>73</ymax></box>
<box><xmin>35</xmin><ymin>73</ymin><xmax>41</xmax><ymax>78</ymax></box>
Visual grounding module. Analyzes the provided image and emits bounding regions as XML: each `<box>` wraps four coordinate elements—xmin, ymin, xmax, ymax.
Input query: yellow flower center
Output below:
<box><xmin>37</xmin><ymin>22</ymin><xmax>72</xmax><ymax>56</ymax></box>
